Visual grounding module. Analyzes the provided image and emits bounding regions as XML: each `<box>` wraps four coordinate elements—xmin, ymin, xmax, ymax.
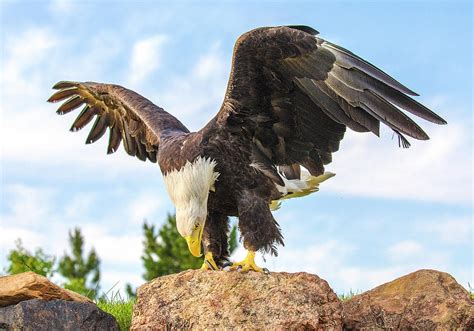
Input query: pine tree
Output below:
<box><xmin>5</xmin><ymin>239</ymin><xmax>55</xmax><ymax>277</ymax></box>
<box><xmin>58</xmin><ymin>228</ymin><xmax>101</xmax><ymax>299</ymax></box>
<box><xmin>142</xmin><ymin>214</ymin><xmax>200</xmax><ymax>280</ymax></box>
<box><xmin>142</xmin><ymin>214</ymin><xmax>239</xmax><ymax>280</ymax></box>
<box><xmin>125</xmin><ymin>214</ymin><xmax>239</xmax><ymax>297</ymax></box>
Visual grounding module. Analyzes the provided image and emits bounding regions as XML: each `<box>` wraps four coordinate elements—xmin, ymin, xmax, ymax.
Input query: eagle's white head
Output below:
<box><xmin>163</xmin><ymin>157</ymin><xmax>219</xmax><ymax>257</ymax></box>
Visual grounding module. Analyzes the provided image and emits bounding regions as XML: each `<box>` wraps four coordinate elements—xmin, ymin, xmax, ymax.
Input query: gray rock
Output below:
<box><xmin>0</xmin><ymin>299</ymin><xmax>118</xmax><ymax>331</ymax></box>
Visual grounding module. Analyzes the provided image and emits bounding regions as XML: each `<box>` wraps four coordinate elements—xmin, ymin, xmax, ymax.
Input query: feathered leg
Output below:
<box><xmin>201</xmin><ymin>212</ymin><xmax>231</xmax><ymax>270</ymax></box>
<box><xmin>233</xmin><ymin>193</ymin><xmax>284</xmax><ymax>272</ymax></box>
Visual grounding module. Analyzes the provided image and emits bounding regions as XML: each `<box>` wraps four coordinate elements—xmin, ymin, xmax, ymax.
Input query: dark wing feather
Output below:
<box><xmin>48</xmin><ymin>81</ymin><xmax>189</xmax><ymax>162</ymax></box>
<box><xmin>203</xmin><ymin>25</ymin><xmax>446</xmax><ymax>184</ymax></box>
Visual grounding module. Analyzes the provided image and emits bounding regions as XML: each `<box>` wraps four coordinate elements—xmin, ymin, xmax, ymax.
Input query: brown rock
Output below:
<box><xmin>342</xmin><ymin>269</ymin><xmax>474</xmax><ymax>330</ymax></box>
<box><xmin>132</xmin><ymin>270</ymin><xmax>343</xmax><ymax>330</ymax></box>
<box><xmin>0</xmin><ymin>271</ymin><xmax>92</xmax><ymax>307</ymax></box>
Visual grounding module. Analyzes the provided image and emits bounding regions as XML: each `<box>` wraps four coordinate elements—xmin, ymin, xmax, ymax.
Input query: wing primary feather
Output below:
<box><xmin>363</xmin><ymin>90</ymin><xmax>429</xmax><ymax>140</ymax></box>
<box><xmin>86</xmin><ymin>115</ymin><xmax>108</xmax><ymax>144</ymax></box>
<box><xmin>47</xmin><ymin>88</ymin><xmax>78</xmax><ymax>103</ymax></box>
<box><xmin>147</xmin><ymin>151</ymin><xmax>157</xmax><ymax>163</ymax></box>
<box><xmin>325</xmin><ymin>73</ymin><xmax>429</xmax><ymax>140</ymax></box>
<box><xmin>56</xmin><ymin>95</ymin><xmax>85</xmax><ymax>115</ymax></box>
<box><xmin>331</xmin><ymin>65</ymin><xmax>447</xmax><ymax>124</ymax></box>
<box><xmin>122</xmin><ymin>120</ymin><xmax>138</xmax><ymax>156</ymax></box>
<box><xmin>107</xmin><ymin>126</ymin><xmax>122</xmax><ymax>154</ymax></box>
<box><xmin>135</xmin><ymin>136</ymin><xmax>147</xmax><ymax>161</ymax></box>
<box><xmin>52</xmin><ymin>81</ymin><xmax>78</xmax><ymax>90</ymax></box>
<box><xmin>70</xmin><ymin>105</ymin><xmax>97</xmax><ymax>132</ymax></box>
<box><xmin>322</xmin><ymin>41</ymin><xmax>419</xmax><ymax>96</ymax></box>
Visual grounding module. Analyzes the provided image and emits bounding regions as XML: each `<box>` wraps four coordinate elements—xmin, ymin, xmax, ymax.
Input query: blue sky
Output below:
<box><xmin>0</xmin><ymin>0</ymin><xmax>472</xmax><ymax>294</ymax></box>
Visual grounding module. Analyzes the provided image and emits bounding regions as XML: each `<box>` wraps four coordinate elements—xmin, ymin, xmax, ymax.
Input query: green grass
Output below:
<box><xmin>96</xmin><ymin>287</ymin><xmax>135</xmax><ymax>331</ymax></box>
<box><xmin>338</xmin><ymin>289</ymin><xmax>361</xmax><ymax>302</ymax></box>
<box><xmin>97</xmin><ymin>299</ymin><xmax>135</xmax><ymax>331</ymax></box>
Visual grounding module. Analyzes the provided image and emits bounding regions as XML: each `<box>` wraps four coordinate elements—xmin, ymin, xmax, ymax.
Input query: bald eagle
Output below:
<box><xmin>48</xmin><ymin>26</ymin><xmax>446</xmax><ymax>272</ymax></box>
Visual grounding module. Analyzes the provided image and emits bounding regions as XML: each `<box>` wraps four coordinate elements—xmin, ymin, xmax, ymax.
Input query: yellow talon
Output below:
<box><xmin>231</xmin><ymin>250</ymin><xmax>267</xmax><ymax>273</ymax></box>
<box><xmin>200</xmin><ymin>252</ymin><xmax>219</xmax><ymax>270</ymax></box>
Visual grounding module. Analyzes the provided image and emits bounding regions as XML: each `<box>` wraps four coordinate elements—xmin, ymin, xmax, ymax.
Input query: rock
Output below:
<box><xmin>0</xmin><ymin>272</ymin><xmax>92</xmax><ymax>307</ymax></box>
<box><xmin>132</xmin><ymin>270</ymin><xmax>343</xmax><ymax>330</ymax></box>
<box><xmin>0</xmin><ymin>298</ymin><xmax>118</xmax><ymax>330</ymax></box>
<box><xmin>342</xmin><ymin>269</ymin><xmax>474</xmax><ymax>330</ymax></box>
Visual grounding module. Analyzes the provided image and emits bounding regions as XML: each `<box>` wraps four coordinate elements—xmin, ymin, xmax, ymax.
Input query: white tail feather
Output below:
<box><xmin>270</xmin><ymin>171</ymin><xmax>335</xmax><ymax>210</ymax></box>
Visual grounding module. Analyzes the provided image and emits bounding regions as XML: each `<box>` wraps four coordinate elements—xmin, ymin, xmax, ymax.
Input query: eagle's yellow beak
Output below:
<box><xmin>184</xmin><ymin>224</ymin><xmax>204</xmax><ymax>257</ymax></box>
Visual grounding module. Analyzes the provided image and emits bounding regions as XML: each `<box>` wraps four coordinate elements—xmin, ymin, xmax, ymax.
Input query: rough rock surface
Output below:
<box><xmin>343</xmin><ymin>269</ymin><xmax>474</xmax><ymax>330</ymax></box>
<box><xmin>0</xmin><ymin>271</ymin><xmax>91</xmax><ymax>307</ymax></box>
<box><xmin>0</xmin><ymin>298</ymin><xmax>118</xmax><ymax>330</ymax></box>
<box><xmin>132</xmin><ymin>270</ymin><xmax>343</xmax><ymax>330</ymax></box>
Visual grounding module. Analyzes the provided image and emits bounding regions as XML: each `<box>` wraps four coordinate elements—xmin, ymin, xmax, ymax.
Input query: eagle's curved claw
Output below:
<box><xmin>231</xmin><ymin>250</ymin><xmax>268</xmax><ymax>273</ymax></box>
<box><xmin>200</xmin><ymin>252</ymin><xmax>219</xmax><ymax>270</ymax></box>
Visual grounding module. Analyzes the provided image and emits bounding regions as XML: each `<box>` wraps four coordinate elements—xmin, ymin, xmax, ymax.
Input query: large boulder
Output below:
<box><xmin>342</xmin><ymin>269</ymin><xmax>474</xmax><ymax>330</ymax></box>
<box><xmin>0</xmin><ymin>299</ymin><xmax>118</xmax><ymax>330</ymax></box>
<box><xmin>132</xmin><ymin>270</ymin><xmax>343</xmax><ymax>330</ymax></box>
<box><xmin>0</xmin><ymin>271</ymin><xmax>91</xmax><ymax>307</ymax></box>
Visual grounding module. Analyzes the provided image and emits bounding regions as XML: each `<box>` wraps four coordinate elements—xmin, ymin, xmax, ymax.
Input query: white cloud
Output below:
<box><xmin>129</xmin><ymin>192</ymin><xmax>162</xmax><ymax>225</ymax></box>
<box><xmin>1</xmin><ymin>27</ymin><xmax>59</xmax><ymax>100</ymax></box>
<box><xmin>49</xmin><ymin>0</ymin><xmax>75</xmax><ymax>14</ymax></box>
<box><xmin>0</xmin><ymin>226</ymin><xmax>45</xmax><ymax>252</ymax></box>
<box><xmin>64</xmin><ymin>193</ymin><xmax>96</xmax><ymax>220</ymax></box>
<box><xmin>80</xmin><ymin>224</ymin><xmax>142</xmax><ymax>265</ymax></box>
<box><xmin>325</xmin><ymin>118</ymin><xmax>472</xmax><ymax>204</ymax></box>
<box><xmin>128</xmin><ymin>35</ymin><xmax>168</xmax><ymax>85</ymax></box>
<box><xmin>1</xmin><ymin>185</ymin><xmax>55</xmax><ymax>227</ymax></box>
<box><xmin>422</xmin><ymin>217</ymin><xmax>472</xmax><ymax>245</ymax></box>
<box><xmin>154</xmin><ymin>42</ymin><xmax>229</xmax><ymax>130</ymax></box>
<box><xmin>387</xmin><ymin>240</ymin><xmax>424</xmax><ymax>261</ymax></box>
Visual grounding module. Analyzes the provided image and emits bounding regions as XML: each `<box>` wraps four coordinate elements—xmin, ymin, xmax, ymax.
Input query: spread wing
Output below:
<box><xmin>48</xmin><ymin>81</ymin><xmax>189</xmax><ymax>162</ymax></box>
<box><xmin>206</xmin><ymin>26</ymin><xmax>446</xmax><ymax>184</ymax></box>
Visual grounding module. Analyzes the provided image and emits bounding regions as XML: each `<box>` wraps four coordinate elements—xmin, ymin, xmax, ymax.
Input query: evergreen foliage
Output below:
<box><xmin>58</xmin><ymin>228</ymin><xmax>101</xmax><ymax>299</ymax></box>
<box><xmin>142</xmin><ymin>214</ymin><xmax>202</xmax><ymax>280</ymax></box>
<box><xmin>5</xmin><ymin>239</ymin><xmax>55</xmax><ymax>277</ymax></box>
<box><xmin>140</xmin><ymin>214</ymin><xmax>239</xmax><ymax>280</ymax></box>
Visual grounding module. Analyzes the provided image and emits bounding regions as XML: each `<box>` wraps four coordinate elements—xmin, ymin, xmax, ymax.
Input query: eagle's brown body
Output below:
<box><xmin>48</xmin><ymin>26</ymin><xmax>446</xmax><ymax>267</ymax></box>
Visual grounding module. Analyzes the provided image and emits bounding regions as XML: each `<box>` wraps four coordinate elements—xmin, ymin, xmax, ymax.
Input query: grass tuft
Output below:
<box><xmin>338</xmin><ymin>289</ymin><xmax>362</xmax><ymax>302</ymax></box>
<box><xmin>96</xmin><ymin>288</ymin><xmax>135</xmax><ymax>331</ymax></box>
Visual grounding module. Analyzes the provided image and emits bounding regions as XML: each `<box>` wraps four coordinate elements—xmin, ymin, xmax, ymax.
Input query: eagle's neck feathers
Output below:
<box><xmin>163</xmin><ymin>157</ymin><xmax>220</xmax><ymax>236</ymax></box>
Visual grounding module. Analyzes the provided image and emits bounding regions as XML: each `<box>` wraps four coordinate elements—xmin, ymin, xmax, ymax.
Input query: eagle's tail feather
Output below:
<box><xmin>270</xmin><ymin>171</ymin><xmax>335</xmax><ymax>210</ymax></box>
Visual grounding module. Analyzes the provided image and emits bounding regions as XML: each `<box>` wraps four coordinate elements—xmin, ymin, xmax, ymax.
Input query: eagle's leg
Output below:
<box><xmin>233</xmin><ymin>193</ymin><xmax>284</xmax><ymax>273</ymax></box>
<box><xmin>201</xmin><ymin>212</ymin><xmax>231</xmax><ymax>270</ymax></box>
